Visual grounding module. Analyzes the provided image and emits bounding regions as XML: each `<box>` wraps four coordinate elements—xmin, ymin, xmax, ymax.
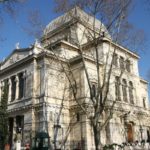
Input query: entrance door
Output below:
<box><xmin>127</xmin><ymin>124</ymin><xmax>133</xmax><ymax>142</ymax></box>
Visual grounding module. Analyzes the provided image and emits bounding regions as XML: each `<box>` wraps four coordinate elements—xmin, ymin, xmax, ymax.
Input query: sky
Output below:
<box><xmin>0</xmin><ymin>0</ymin><xmax>150</xmax><ymax>81</ymax></box>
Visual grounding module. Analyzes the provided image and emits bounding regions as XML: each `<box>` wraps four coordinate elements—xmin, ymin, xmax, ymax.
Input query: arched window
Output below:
<box><xmin>126</xmin><ymin>60</ymin><xmax>131</xmax><ymax>72</ymax></box>
<box><xmin>113</xmin><ymin>54</ymin><xmax>118</xmax><ymax>67</ymax></box>
<box><xmin>129</xmin><ymin>81</ymin><xmax>134</xmax><ymax>104</ymax></box>
<box><xmin>143</xmin><ymin>98</ymin><xmax>146</xmax><ymax>108</ymax></box>
<box><xmin>91</xmin><ymin>83</ymin><xmax>97</xmax><ymax>98</ymax></box>
<box><xmin>115</xmin><ymin>77</ymin><xmax>120</xmax><ymax>101</ymax></box>
<box><xmin>119</xmin><ymin>56</ymin><xmax>125</xmax><ymax>70</ymax></box>
<box><xmin>11</xmin><ymin>76</ymin><xmax>16</xmax><ymax>101</ymax></box>
<box><xmin>122</xmin><ymin>79</ymin><xmax>127</xmax><ymax>102</ymax></box>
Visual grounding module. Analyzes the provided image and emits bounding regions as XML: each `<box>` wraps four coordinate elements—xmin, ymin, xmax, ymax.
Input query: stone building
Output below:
<box><xmin>0</xmin><ymin>7</ymin><xmax>150</xmax><ymax>149</ymax></box>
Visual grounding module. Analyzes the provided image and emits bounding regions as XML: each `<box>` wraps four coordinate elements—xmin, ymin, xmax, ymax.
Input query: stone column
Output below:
<box><xmin>23</xmin><ymin>71</ymin><xmax>26</xmax><ymax>98</ymax></box>
<box><xmin>8</xmin><ymin>78</ymin><xmax>12</xmax><ymax>103</ymax></box>
<box><xmin>15</xmin><ymin>75</ymin><xmax>19</xmax><ymax>100</ymax></box>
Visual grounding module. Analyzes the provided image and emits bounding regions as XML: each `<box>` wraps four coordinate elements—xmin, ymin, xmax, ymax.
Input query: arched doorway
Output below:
<box><xmin>127</xmin><ymin>123</ymin><xmax>134</xmax><ymax>142</ymax></box>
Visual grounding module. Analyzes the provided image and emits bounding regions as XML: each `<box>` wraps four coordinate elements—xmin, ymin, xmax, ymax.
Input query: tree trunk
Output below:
<box><xmin>93</xmin><ymin>125</ymin><xmax>101</xmax><ymax>150</ymax></box>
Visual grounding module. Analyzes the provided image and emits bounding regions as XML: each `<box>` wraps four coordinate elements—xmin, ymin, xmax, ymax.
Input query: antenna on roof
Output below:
<box><xmin>15</xmin><ymin>42</ymin><xmax>20</xmax><ymax>49</ymax></box>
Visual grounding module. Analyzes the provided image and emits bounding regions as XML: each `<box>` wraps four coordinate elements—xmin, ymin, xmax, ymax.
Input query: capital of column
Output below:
<box><xmin>15</xmin><ymin>75</ymin><xmax>19</xmax><ymax>82</ymax></box>
<box><xmin>23</xmin><ymin>71</ymin><xmax>27</xmax><ymax>79</ymax></box>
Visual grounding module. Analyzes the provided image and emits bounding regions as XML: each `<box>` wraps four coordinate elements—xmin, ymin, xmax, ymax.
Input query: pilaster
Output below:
<box><xmin>32</xmin><ymin>58</ymin><xmax>37</xmax><ymax>99</ymax></box>
<box><xmin>23</xmin><ymin>71</ymin><xmax>26</xmax><ymax>98</ymax></box>
<box><xmin>32</xmin><ymin>58</ymin><xmax>37</xmax><ymax>138</ymax></box>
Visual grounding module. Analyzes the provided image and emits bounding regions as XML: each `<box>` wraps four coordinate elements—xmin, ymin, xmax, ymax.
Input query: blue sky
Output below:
<box><xmin>0</xmin><ymin>0</ymin><xmax>150</xmax><ymax>81</ymax></box>
<box><xmin>129</xmin><ymin>0</ymin><xmax>150</xmax><ymax>80</ymax></box>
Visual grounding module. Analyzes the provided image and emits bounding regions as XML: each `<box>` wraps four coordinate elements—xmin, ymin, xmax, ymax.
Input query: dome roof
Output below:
<box><xmin>43</xmin><ymin>7</ymin><xmax>110</xmax><ymax>37</ymax></box>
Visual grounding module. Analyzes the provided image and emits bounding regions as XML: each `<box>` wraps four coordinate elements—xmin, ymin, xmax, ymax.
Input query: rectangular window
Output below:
<box><xmin>19</xmin><ymin>73</ymin><xmax>24</xmax><ymax>99</ymax></box>
<box><xmin>11</xmin><ymin>76</ymin><xmax>16</xmax><ymax>101</ymax></box>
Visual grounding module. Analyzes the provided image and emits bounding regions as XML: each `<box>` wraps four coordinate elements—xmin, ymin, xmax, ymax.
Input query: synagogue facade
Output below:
<box><xmin>0</xmin><ymin>7</ymin><xmax>150</xmax><ymax>149</ymax></box>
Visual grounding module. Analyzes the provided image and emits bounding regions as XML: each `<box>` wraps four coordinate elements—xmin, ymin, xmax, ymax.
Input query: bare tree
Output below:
<box><xmin>0</xmin><ymin>0</ymin><xmax>146</xmax><ymax>149</ymax></box>
<box><xmin>41</xmin><ymin>0</ymin><xmax>145</xmax><ymax>149</ymax></box>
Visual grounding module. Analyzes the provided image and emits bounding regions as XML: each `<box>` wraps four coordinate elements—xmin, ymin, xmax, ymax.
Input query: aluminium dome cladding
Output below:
<box><xmin>43</xmin><ymin>6</ymin><xmax>110</xmax><ymax>38</ymax></box>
